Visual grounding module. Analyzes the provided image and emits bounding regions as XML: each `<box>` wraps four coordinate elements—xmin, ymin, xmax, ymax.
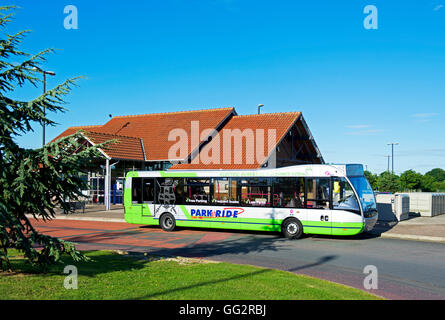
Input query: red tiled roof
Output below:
<box><xmin>51</xmin><ymin>108</ymin><xmax>235</xmax><ymax>161</ymax></box>
<box><xmin>82</xmin><ymin>131</ymin><xmax>145</xmax><ymax>161</ymax></box>
<box><xmin>51</xmin><ymin>125</ymin><xmax>104</xmax><ymax>142</ymax></box>
<box><xmin>170</xmin><ymin>112</ymin><xmax>301</xmax><ymax>170</ymax></box>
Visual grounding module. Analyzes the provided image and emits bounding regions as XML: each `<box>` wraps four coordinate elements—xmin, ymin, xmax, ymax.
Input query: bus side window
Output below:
<box><xmin>142</xmin><ymin>178</ymin><xmax>154</xmax><ymax>203</ymax></box>
<box><xmin>184</xmin><ymin>178</ymin><xmax>211</xmax><ymax>204</ymax></box>
<box><xmin>132</xmin><ymin>177</ymin><xmax>143</xmax><ymax>204</ymax></box>
<box><xmin>305</xmin><ymin>178</ymin><xmax>330</xmax><ymax>209</ymax></box>
<box><xmin>272</xmin><ymin>177</ymin><xmax>304</xmax><ymax>208</ymax></box>
<box><xmin>239</xmin><ymin>177</ymin><xmax>271</xmax><ymax>207</ymax></box>
<box><xmin>210</xmin><ymin>178</ymin><xmax>239</xmax><ymax>205</ymax></box>
<box><xmin>213</xmin><ymin>178</ymin><xmax>230</xmax><ymax>204</ymax></box>
<box><xmin>155</xmin><ymin>178</ymin><xmax>183</xmax><ymax>205</ymax></box>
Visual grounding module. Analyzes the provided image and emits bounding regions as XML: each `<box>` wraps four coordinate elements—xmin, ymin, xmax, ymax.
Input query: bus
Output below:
<box><xmin>123</xmin><ymin>164</ymin><xmax>378</xmax><ymax>239</ymax></box>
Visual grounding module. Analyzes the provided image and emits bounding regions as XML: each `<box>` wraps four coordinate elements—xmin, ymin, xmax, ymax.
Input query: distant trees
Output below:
<box><xmin>399</xmin><ymin>170</ymin><xmax>422</xmax><ymax>191</ymax></box>
<box><xmin>365</xmin><ymin>168</ymin><xmax>445</xmax><ymax>193</ymax></box>
<box><xmin>425</xmin><ymin>168</ymin><xmax>445</xmax><ymax>191</ymax></box>
<box><xmin>376</xmin><ymin>172</ymin><xmax>400</xmax><ymax>194</ymax></box>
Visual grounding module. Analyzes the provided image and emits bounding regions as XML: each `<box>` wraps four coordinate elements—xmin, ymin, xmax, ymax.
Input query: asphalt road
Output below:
<box><xmin>33</xmin><ymin>219</ymin><xmax>445</xmax><ymax>300</ymax></box>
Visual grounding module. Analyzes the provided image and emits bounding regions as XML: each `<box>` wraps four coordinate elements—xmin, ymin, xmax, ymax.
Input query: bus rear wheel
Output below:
<box><xmin>160</xmin><ymin>213</ymin><xmax>176</xmax><ymax>232</ymax></box>
<box><xmin>282</xmin><ymin>218</ymin><xmax>303</xmax><ymax>239</ymax></box>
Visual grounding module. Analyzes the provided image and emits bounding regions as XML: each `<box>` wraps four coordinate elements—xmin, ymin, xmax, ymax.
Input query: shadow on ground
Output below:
<box><xmin>129</xmin><ymin>254</ymin><xmax>338</xmax><ymax>300</ymax></box>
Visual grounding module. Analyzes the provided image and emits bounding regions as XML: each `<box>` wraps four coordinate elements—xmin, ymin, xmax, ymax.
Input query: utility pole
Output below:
<box><xmin>387</xmin><ymin>143</ymin><xmax>399</xmax><ymax>174</ymax></box>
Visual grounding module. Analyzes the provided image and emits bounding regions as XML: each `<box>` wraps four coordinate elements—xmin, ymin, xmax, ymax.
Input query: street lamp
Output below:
<box><xmin>384</xmin><ymin>155</ymin><xmax>391</xmax><ymax>172</ymax></box>
<box><xmin>33</xmin><ymin>67</ymin><xmax>56</xmax><ymax>147</ymax></box>
<box><xmin>387</xmin><ymin>142</ymin><xmax>399</xmax><ymax>174</ymax></box>
<box><xmin>258</xmin><ymin>104</ymin><xmax>264</xmax><ymax>114</ymax></box>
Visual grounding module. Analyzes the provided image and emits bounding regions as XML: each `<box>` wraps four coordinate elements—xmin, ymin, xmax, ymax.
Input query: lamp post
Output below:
<box><xmin>387</xmin><ymin>142</ymin><xmax>399</xmax><ymax>174</ymax></box>
<box><xmin>33</xmin><ymin>67</ymin><xmax>56</xmax><ymax>147</ymax></box>
<box><xmin>385</xmin><ymin>155</ymin><xmax>391</xmax><ymax>172</ymax></box>
<box><xmin>258</xmin><ymin>104</ymin><xmax>264</xmax><ymax>114</ymax></box>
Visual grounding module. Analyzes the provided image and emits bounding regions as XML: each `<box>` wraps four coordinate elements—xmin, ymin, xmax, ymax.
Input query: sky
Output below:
<box><xmin>6</xmin><ymin>0</ymin><xmax>445</xmax><ymax>174</ymax></box>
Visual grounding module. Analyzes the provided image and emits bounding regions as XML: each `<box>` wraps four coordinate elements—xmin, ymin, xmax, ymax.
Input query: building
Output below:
<box><xmin>53</xmin><ymin>107</ymin><xmax>324</xmax><ymax>210</ymax></box>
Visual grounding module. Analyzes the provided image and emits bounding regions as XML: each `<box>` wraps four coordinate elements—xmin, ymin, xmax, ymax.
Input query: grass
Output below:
<box><xmin>0</xmin><ymin>249</ymin><xmax>382</xmax><ymax>300</ymax></box>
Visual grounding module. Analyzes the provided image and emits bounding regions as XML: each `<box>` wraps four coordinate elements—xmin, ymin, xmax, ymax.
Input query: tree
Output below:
<box><xmin>376</xmin><ymin>171</ymin><xmax>400</xmax><ymax>193</ymax></box>
<box><xmin>425</xmin><ymin>168</ymin><xmax>445</xmax><ymax>183</ymax></box>
<box><xmin>399</xmin><ymin>170</ymin><xmax>422</xmax><ymax>192</ymax></box>
<box><xmin>0</xmin><ymin>6</ymin><xmax>106</xmax><ymax>271</ymax></box>
<box><xmin>420</xmin><ymin>174</ymin><xmax>436</xmax><ymax>192</ymax></box>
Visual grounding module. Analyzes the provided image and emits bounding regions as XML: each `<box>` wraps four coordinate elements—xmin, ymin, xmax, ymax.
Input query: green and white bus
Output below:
<box><xmin>124</xmin><ymin>164</ymin><xmax>378</xmax><ymax>239</ymax></box>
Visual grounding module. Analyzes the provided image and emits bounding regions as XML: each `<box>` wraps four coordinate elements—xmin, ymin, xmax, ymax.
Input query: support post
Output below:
<box><xmin>105</xmin><ymin>159</ymin><xmax>111</xmax><ymax>211</ymax></box>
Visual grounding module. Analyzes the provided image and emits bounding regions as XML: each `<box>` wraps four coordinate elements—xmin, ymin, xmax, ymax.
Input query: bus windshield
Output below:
<box><xmin>348</xmin><ymin>176</ymin><xmax>377</xmax><ymax>217</ymax></box>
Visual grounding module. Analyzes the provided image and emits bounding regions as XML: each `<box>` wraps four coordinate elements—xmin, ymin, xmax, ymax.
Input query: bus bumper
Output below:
<box><xmin>364</xmin><ymin>215</ymin><xmax>378</xmax><ymax>232</ymax></box>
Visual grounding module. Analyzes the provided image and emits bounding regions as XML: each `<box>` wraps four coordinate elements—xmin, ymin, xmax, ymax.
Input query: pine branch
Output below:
<box><xmin>0</xmin><ymin>5</ymin><xmax>106</xmax><ymax>271</ymax></box>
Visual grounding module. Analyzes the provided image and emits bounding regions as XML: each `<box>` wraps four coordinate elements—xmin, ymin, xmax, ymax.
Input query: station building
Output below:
<box><xmin>52</xmin><ymin>107</ymin><xmax>324</xmax><ymax>210</ymax></box>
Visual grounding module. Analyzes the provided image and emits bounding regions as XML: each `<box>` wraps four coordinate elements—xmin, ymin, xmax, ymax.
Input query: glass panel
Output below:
<box><xmin>142</xmin><ymin>179</ymin><xmax>154</xmax><ymax>203</ymax></box>
<box><xmin>229</xmin><ymin>179</ymin><xmax>239</xmax><ymax>204</ymax></box>
<box><xmin>132</xmin><ymin>177</ymin><xmax>142</xmax><ymax>204</ymax></box>
<box><xmin>306</xmin><ymin>178</ymin><xmax>330</xmax><ymax>209</ymax></box>
<box><xmin>211</xmin><ymin>178</ymin><xmax>239</xmax><ymax>205</ymax></box>
<box><xmin>332</xmin><ymin>177</ymin><xmax>360</xmax><ymax>213</ymax></box>
<box><xmin>184</xmin><ymin>178</ymin><xmax>210</xmax><ymax>204</ymax></box>
<box><xmin>349</xmin><ymin>176</ymin><xmax>377</xmax><ymax>213</ymax></box>
<box><xmin>239</xmin><ymin>178</ymin><xmax>271</xmax><ymax>207</ymax></box>
<box><xmin>156</xmin><ymin>178</ymin><xmax>182</xmax><ymax>205</ymax></box>
<box><xmin>272</xmin><ymin>177</ymin><xmax>304</xmax><ymax>208</ymax></box>
<box><xmin>213</xmin><ymin>178</ymin><xmax>229</xmax><ymax>204</ymax></box>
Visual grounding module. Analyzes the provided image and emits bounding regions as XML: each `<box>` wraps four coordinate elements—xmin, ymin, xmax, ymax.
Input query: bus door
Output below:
<box><xmin>305</xmin><ymin>177</ymin><xmax>332</xmax><ymax>235</ymax></box>
<box><xmin>141</xmin><ymin>178</ymin><xmax>156</xmax><ymax>217</ymax></box>
<box><xmin>130</xmin><ymin>177</ymin><xmax>143</xmax><ymax>215</ymax></box>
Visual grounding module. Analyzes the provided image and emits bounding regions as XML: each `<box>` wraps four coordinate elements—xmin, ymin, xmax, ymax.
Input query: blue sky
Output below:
<box><xmin>8</xmin><ymin>0</ymin><xmax>445</xmax><ymax>174</ymax></box>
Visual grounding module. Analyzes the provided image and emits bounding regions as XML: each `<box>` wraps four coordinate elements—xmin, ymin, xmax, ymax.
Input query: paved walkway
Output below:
<box><xmin>45</xmin><ymin>205</ymin><xmax>445</xmax><ymax>243</ymax></box>
<box><xmin>372</xmin><ymin>214</ymin><xmax>445</xmax><ymax>243</ymax></box>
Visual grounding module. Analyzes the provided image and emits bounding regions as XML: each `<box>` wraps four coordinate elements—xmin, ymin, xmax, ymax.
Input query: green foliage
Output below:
<box><xmin>399</xmin><ymin>170</ymin><xmax>423</xmax><ymax>191</ymax></box>
<box><xmin>420</xmin><ymin>174</ymin><xmax>437</xmax><ymax>192</ymax></box>
<box><xmin>425</xmin><ymin>168</ymin><xmax>445</xmax><ymax>183</ymax></box>
<box><xmin>0</xmin><ymin>6</ymin><xmax>106</xmax><ymax>271</ymax></box>
<box><xmin>366</xmin><ymin>168</ymin><xmax>445</xmax><ymax>193</ymax></box>
<box><xmin>376</xmin><ymin>172</ymin><xmax>400</xmax><ymax>193</ymax></box>
<box><xmin>434</xmin><ymin>181</ymin><xmax>445</xmax><ymax>192</ymax></box>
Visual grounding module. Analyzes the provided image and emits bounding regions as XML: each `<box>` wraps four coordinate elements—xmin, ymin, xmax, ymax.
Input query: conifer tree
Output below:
<box><xmin>0</xmin><ymin>6</ymin><xmax>106</xmax><ymax>271</ymax></box>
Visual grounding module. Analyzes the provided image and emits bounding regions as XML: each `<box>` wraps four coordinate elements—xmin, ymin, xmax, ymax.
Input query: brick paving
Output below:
<box><xmin>31</xmin><ymin>218</ymin><xmax>234</xmax><ymax>252</ymax></box>
<box><xmin>36</xmin><ymin>204</ymin><xmax>445</xmax><ymax>243</ymax></box>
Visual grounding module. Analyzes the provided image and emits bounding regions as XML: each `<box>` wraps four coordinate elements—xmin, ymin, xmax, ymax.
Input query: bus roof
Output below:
<box><xmin>125</xmin><ymin>164</ymin><xmax>365</xmax><ymax>179</ymax></box>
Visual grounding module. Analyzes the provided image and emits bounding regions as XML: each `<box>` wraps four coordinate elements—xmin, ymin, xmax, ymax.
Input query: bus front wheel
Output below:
<box><xmin>160</xmin><ymin>213</ymin><xmax>176</xmax><ymax>232</ymax></box>
<box><xmin>282</xmin><ymin>218</ymin><xmax>303</xmax><ymax>239</ymax></box>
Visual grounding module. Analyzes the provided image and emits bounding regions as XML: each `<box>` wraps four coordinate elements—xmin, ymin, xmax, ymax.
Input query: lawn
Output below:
<box><xmin>0</xmin><ymin>250</ymin><xmax>382</xmax><ymax>300</ymax></box>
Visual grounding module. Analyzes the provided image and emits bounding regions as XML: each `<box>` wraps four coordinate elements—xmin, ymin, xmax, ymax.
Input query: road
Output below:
<box><xmin>32</xmin><ymin>218</ymin><xmax>445</xmax><ymax>300</ymax></box>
